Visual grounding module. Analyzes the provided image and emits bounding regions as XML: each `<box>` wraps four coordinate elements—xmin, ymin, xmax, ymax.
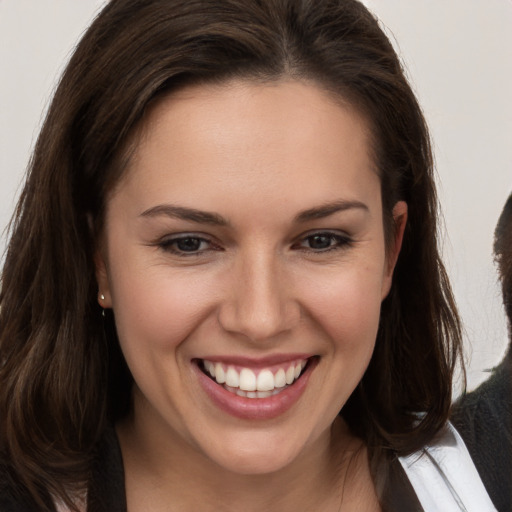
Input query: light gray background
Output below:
<box><xmin>1</xmin><ymin>1</ymin><xmax>511</xmax><ymax>392</ymax></box>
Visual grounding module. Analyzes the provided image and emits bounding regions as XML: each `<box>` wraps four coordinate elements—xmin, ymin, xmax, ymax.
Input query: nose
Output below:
<box><xmin>217</xmin><ymin>251</ymin><xmax>300</xmax><ymax>342</ymax></box>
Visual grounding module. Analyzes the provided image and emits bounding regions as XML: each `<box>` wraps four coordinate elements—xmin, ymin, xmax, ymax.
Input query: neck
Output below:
<box><xmin>116</xmin><ymin>398</ymin><xmax>379</xmax><ymax>512</ymax></box>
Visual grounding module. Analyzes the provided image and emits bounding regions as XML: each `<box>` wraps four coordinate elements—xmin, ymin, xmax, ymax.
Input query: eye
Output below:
<box><xmin>295</xmin><ymin>231</ymin><xmax>352</xmax><ymax>252</ymax></box>
<box><xmin>158</xmin><ymin>235</ymin><xmax>217</xmax><ymax>255</ymax></box>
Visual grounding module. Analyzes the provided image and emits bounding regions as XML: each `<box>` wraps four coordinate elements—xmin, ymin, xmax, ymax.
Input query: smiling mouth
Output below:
<box><xmin>198</xmin><ymin>358</ymin><xmax>312</xmax><ymax>399</ymax></box>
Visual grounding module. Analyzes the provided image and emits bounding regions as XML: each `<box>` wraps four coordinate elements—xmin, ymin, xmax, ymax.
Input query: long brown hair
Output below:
<box><xmin>0</xmin><ymin>0</ymin><xmax>463</xmax><ymax>508</ymax></box>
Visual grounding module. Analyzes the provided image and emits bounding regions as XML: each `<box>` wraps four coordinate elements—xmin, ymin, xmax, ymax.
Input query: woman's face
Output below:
<box><xmin>97</xmin><ymin>80</ymin><xmax>406</xmax><ymax>474</ymax></box>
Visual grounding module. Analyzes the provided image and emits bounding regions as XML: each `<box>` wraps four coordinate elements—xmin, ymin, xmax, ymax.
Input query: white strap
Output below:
<box><xmin>398</xmin><ymin>422</ymin><xmax>497</xmax><ymax>511</ymax></box>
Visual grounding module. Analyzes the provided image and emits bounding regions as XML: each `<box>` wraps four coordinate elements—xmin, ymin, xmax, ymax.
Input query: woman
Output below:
<box><xmin>0</xmin><ymin>0</ymin><xmax>496</xmax><ymax>510</ymax></box>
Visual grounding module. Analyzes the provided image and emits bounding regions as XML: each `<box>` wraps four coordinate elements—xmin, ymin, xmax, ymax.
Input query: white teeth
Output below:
<box><xmin>239</xmin><ymin>368</ymin><xmax>257</xmax><ymax>391</ymax></box>
<box><xmin>215</xmin><ymin>363</ymin><xmax>226</xmax><ymax>384</ymax></box>
<box><xmin>205</xmin><ymin>361</ymin><xmax>215</xmax><ymax>377</ymax></box>
<box><xmin>225</xmin><ymin>367</ymin><xmax>239</xmax><ymax>388</ymax></box>
<box><xmin>274</xmin><ymin>368</ymin><xmax>286</xmax><ymax>388</ymax></box>
<box><xmin>285</xmin><ymin>365</ymin><xmax>295</xmax><ymax>385</ymax></box>
<box><xmin>256</xmin><ymin>369</ymin><xmax>275</xmax><ymax>391</ymax></box>
<box><xmin>202</xmin><ymin>358</ymin><xmax>310</xmax><ymax>397</ymax></box>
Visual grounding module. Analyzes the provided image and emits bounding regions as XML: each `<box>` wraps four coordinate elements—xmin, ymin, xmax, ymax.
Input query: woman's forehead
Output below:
<box><xmin>108</xmin><ymin>79</ymin><xmax>380</xmax><ymax>222</ymax></box>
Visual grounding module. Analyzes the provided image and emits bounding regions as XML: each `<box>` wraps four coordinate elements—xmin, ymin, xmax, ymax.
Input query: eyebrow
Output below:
<box><xmin>294</xmin><ymin>200</ymin><xmax>369</xmax><ymax>222</ymax></box>
<box><xmin>140</xmin><ymin>199</ymin><xmax>368</xmax><ymax>226</ymax></box>
<box><xmin>140</xmin><ymin>204</ymin><xmax>229</xmax><ymax>226</ymax></box>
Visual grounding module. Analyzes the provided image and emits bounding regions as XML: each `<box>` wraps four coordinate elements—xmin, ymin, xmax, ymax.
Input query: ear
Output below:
<box><xmin>94</xmin><ymin>249</ymin><xmax>113</xmax><ymax>309</ymax></box>
<box><xmin>381</xmin><ymin>200</ymin><xmax>408</xmax><ymax>299</ymax></box>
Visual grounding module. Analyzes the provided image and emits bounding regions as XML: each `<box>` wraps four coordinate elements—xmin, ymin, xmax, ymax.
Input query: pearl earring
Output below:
<box><xmin>99</xmin><ymin>293</ymin><xmax>106</xmax><ymax>317</ymax></box>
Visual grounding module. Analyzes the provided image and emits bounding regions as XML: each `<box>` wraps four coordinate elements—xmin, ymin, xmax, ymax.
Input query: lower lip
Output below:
<box><xmin>195</xmin><ymin>359</ymin><xmax>317</xmax><ymax>420</ymax></box>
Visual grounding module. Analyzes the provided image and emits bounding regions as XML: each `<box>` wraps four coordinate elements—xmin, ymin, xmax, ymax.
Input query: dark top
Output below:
<box><xmin>451</xmin><ymin>356</ymin><xmax>512</xmax><ymax>512</ymax></box>
<box><xmin>0</xmin><ymin>425</ymin><xmax>423</xmax><ymax>512</ymax></box>
<box><xmin>86</xmin><ymin>426</ymin><xmax>128</xmax><ymax>512</ymax></box>
<box><xmin>0</xmin><ymin>427</ymin><xmax>127</xmax><ymax>512</ymax></box>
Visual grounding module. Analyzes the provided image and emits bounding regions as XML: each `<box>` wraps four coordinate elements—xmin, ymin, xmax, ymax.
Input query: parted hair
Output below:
<box><xmin>0</xmin><ymin>0</ymin><xmax>463</xmax><ymax>509</ymax></box>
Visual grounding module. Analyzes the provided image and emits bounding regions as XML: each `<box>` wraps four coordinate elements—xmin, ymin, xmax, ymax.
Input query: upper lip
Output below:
<box><xmin>194</xmin><ymin>353</ymin><xmax>314</xmax><ymax>368</ymax></box>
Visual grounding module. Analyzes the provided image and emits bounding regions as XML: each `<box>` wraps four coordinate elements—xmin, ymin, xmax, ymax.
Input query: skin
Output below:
<box><xmin>96</xmin><ymin>79</ymin><xmax>407</xmax><ymax>511</ymax></box>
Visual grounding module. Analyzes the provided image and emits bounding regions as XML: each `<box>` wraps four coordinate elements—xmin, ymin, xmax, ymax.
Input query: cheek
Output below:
<box><xmin>108</xmin><ymin>261</ymin><xmax>219</xmax><ymax>356</ymax></box>
<box><xmin>298</xmin><ymin>264</ymin><xmax>384</xmax><ymax>354</ymax></box>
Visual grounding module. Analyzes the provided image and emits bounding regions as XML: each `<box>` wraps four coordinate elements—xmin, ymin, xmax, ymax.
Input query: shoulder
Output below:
<box><xmin>398</xmin><ymin>422</ymin><xmax>498</xmax><ymax>511</ymax></box>
<box><xmin>0</xmin><ymin>426</ymin><xmax>126</xmax><ymax>512</ymax></box>
<box><xmin>87</xmin><ymin>424</ymin><xmax>127</xmax><ymax>512</ymax></box>
<box><xmin>451</xmin><ymin>361</ymin><xmax>512</xmax><ymax>511</ymax></box>
<box><xmin>453</xmin><ymin>359</ymin><xmax>512</xmax><ymax>429</ymax></box>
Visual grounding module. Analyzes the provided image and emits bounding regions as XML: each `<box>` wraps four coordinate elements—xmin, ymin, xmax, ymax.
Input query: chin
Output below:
<box><xmin>210</xmin><ymin>446</ymin><xmax>300</xmax><ymax>476</ymax></box>
<box><xmin>196</xmin><ymin>427</ymin><xmax>318</xmax><ymax>476</ymax></box>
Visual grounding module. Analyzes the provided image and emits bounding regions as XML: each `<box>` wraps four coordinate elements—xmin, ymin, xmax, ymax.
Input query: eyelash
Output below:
<box><xmin>293</xmin><ymin>231</ymin><xmax>353</xmax><ymax>253</ymax></box>
<box><xmin>156</xmin><ymin>231</ymin><xmax>353</xmax><ymax>256</ymax></box>
<box><xmin>157</xmin><ymin>235</ymin><xmax>219</xmax><ymax>256</ymax></box>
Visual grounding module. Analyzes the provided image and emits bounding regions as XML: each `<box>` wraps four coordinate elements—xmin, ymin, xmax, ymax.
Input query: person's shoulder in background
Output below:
<box><xmin>452</xmin><ymin>353</ymin><xmax>512</xmax><ymax>512</ymax></box>
<box><xmin>452</xmin><ymin>192</ymin><xmax>512</xmax><ymax>512</ymax></box>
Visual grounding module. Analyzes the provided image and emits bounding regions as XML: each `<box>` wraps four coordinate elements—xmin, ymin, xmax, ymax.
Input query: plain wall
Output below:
<box><xmin>1</xmin><ymin>1</ymin><xmax>511</xmax><ymax>391</ymax></box>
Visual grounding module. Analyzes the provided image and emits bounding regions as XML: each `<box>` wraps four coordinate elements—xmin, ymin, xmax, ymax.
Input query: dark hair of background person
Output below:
<box><xmin>495</xmin><ymin>194</ymin><xmax>512</xmax><ymax>335</ymax></box>
<box><xmin>0</xmin><ymin>0</ymin><xmax>463</xmax><ymax>509</ymax></box>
